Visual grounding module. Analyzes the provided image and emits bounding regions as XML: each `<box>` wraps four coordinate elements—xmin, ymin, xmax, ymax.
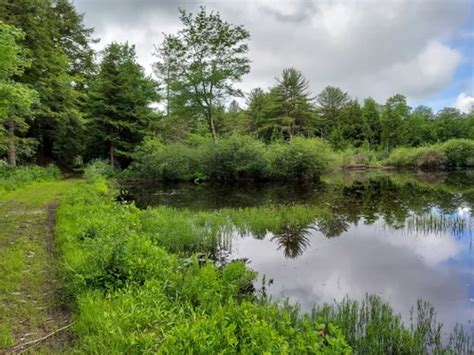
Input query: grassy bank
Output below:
<box><xmin>53</xmin><ymin>174</ymin><xmax>472</xmax><ymax>353</ymax></box>
<box><xmin>0</xmin><ymin>179</ymin><xmax>78</xmax><ymax>352</ymax></box>
<box><xmin>0</xmin><ymin>164</ymin><xmax>62</xmax><ymax>199</ymax></box>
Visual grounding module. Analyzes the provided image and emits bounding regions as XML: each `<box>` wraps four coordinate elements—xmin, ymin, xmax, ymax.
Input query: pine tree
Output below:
<box><xmin>88</xmin><ymin>43</ymin><xmax>158</xmax><ymax>168</ymax></box>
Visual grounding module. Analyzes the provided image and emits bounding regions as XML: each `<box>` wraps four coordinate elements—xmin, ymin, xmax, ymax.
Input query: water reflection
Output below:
<box><xmin>271</xmin><ymin>225</ymin><xmax>315</xmax><ymax>259</ymax></box>
<box><xmin>122</xmin><ymin>170</ymin><xmax>474</xmax><ymax>331</ymax></box>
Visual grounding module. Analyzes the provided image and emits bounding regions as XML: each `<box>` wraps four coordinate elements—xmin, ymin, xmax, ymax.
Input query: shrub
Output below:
<box><xmin>385</xmin><ymin>146</ymin><xmax>446</xmax><ymax>169</ymax></box>
<box><xmin>131</xmin><ymin>137</ymin><xmax>205</xmax><ymax>181</ymax></box>
<box><xmin>130</xmin><ymin>136</ymin><xmax>334</xmax><ymax>182</ymax></box>
<box><xmin>416</xmin><ymin>148</ymin><xmax>447</xmax><ymax>169</ymax></box>
<box><xmin>266</xmin><ymin>138</ymin><xmax>333</xmax><ymax>180</ymax></box>
<box><xmin>441</xmin><ymin>139</ymin><xmax>474</xmax><ymax>167</ymax></box>
<box><xmin>83</xmin><ymin>159</ymin><xmax>118</xmax><ymax>182</ymax></box>
<box><xmin>205</xmin><ymin>135</ymin><xmax>267</xmax><ymax>180</ymax></box>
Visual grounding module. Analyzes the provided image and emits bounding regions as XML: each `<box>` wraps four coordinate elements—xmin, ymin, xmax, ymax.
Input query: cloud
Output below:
<box><xmin>455</xmin><ymin>92</ymin><xmax>474</xmax><ymax>113</ymax></box>
<box><xmin>74</xmin><ymin>0</ymin><xmax>471</xmax><ymax>104</ymax></box>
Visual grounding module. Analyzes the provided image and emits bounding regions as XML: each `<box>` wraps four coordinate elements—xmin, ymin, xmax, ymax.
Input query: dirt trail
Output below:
<box><xmin>0</xmin><ymin>181</ymin><xmax>78</xmax><ymax>354</ymax></box>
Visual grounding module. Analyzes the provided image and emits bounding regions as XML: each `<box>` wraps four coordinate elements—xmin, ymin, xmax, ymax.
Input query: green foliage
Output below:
<box><xmin>131</xmin><ymin>136</ymin><xmax>333</xmax><ymax>181</ymax></box>
<box><xmin>265</xmin><ymin>138</ymin><xmax>334</xmax><ymax>180</ymax></box>
<box><xmin>83</xmin><ymin>159</ymin><xmax>119</xmax><ymax>182</ymax></box>
<box><xmin>56</xmin><ymin>180</ymin><xmax>351</xmax><ymax>353</ymax></box>
<box><xmin>0</xmin><ymin>165</ymin><xmax>61</xmax><ymax>197</ymax></box>
<box><xmin>0</xmin><ymin>0</ymin><xmax>94</xmax><ymax>167</ymax></box>
<box><xmin>441</xmin><ymin>139</ymin><xmax>474</xmax><ymax>167</ymax></box>
<box><xmin>312</xmin><ymin>294</ymin><xmax>469</xmax><ymax>354</ymax></box>
<box><xmin>385</xmin><ymin>139</ymin><xmax>474</xmax><ymax>169</ymax></box>
<box><xmin>385</xmin><ymin>146</ymin><xmax>446</xmax><ymax>169</ymax></box>
<box><xmin>205</xmin><ymin>135</ymin><xmax>267</xmax><ymax>180</ymax></box>
<box><xmin>381</xmin><ymin>94</ymin><xmax>410</xmax><ymax>151</ymax></box>
<box><xmin>155</xmin><ymin>7</ymin><xmax>251</xmax><ymax>141</ymax></box>
<box><xmin>0</xmin><ymin>22</ymin><xmax>38</xmax><ymax>166</ymax></box>
<box><xmin>256</xmin><ymin>68</ymin><xmax>316</xmax><ymax>140</ymax></box>
<box><xmin>88</xmin><ymin>42</ymin><xmax>158</xmax><ymax>168</ymax></box>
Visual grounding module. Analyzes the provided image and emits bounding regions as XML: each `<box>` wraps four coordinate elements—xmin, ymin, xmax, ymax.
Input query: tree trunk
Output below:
<box><xmin>109</xmin><ymin>142</ymin><xmax>115</xmax><ymax>169</ymax></box>
<box><xmin>7</xmin><ymin>121</ymin><xmax>16</xmax><ymax>167</ymax></box>
<box><xmin>209</xmin><ymin>116</ymin><xmax>218</xmax><ymax>143</ymax></box>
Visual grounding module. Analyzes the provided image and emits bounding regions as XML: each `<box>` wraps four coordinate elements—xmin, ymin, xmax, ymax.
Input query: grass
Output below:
<box><xmin>0</xmin><ymin>179</ymin><xmax>79</xmax><ymax>352</ymax></box>
<box><xmin>0</xmin><ymin>164</ymin><xmax>62</xmax><ymax>199</ymax></box>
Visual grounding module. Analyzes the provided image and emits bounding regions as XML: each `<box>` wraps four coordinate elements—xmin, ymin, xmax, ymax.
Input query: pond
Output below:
<box><xmin>121</xmin><ymin>170</ymin><xmax>474</xmax><ymax>334</ymax></box>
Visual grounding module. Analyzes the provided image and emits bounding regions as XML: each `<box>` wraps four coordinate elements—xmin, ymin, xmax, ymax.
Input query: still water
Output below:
<box><xmin>122</xmin><ymin>170</ymin><xmax>474</xmax><ymax>333</ymax></box>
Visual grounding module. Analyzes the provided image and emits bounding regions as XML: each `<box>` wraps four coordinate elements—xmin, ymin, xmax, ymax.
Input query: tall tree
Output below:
<box><xmin>246</xmin><ymin>88</ymin><xmax>267</xmax><ymax>134</ymax></box>
<box><xmin>88</xmin><ymin>43</ymin><xmax>158</xmax><ymax>168</ymax></box>
<box><xmin>381</xmin><ymin>94</ymin><xmax>410</xmax><ymax>151</ymax></box>
<box><xmin>260</xmin><ymin>68</ymin><xmax>316</xmax><ymax>140</ymax></box>
<box><xmin>0</xmin><ymin>0</ymin><xmax>95</xmax><ymax>166</ymax></box>
<box><xmin>401</xmin><ymin>105</ymin><xmax>434</xmax><ymax>146</ymax></box>
<box><xmin>316</xmin><ymin>86</ymin><xmax>349</xmax><ymax>138</ymax></box>
<box><xmin>154</xmin><ymin>7</ymin><xmax>251</xmax><ymax>141</ymax></box>
<box><xmin>0</xmin><ymin>22</ymin><xmax>38</xmax><ymax>166</ymax></box>
<box><xmin>361</xmin><ymin>98</ymin><xmax>381</xmax><ymax>147</ymax></box>
<box><xmin>433</xmin><ymin>107</ymin><xmax>464</xmax><ymax>142</ymax></box>
<box><xmin>339</xmin><ymin>100</ymin><xmax>366</xmax><ymax>147</ymax></box>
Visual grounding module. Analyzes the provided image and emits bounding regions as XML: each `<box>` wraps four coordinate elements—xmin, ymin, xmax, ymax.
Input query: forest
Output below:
<box><xmin>1</xmin><ymin>1</ymin><xmax>473</xmax><ymax>172</ymax></box>
<box><xmin>1</xmin><ymin>0</ymin><xmax>474</xmax><ymax>354</ymax></box>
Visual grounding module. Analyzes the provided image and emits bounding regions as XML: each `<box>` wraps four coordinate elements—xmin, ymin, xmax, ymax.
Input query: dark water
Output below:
<box><xmin>121</xmin><ymin>170</ymin><xmax>474</xmax><ymax>332</ymax></box>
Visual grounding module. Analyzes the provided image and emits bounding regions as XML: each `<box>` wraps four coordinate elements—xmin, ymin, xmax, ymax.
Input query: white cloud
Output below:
<box><xmin>455</xmin><ymin>92</ymin><xmax>474</xmax><ymax>113</ymax></box>
<box><xmin>75</xmin><ymin>0</ymin><xmax>471</xmax><ymax>104</ymax></box>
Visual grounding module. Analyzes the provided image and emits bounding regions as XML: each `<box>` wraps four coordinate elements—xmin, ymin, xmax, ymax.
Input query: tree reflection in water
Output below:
<box><xmin>271</xmin><ymin>225</ymin><xmax>316</xmax><ymax>259</ymax></box>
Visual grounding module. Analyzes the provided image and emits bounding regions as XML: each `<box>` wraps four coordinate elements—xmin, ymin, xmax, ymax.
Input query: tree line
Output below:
<box><xmin>1</xmin><ymin>2</ymin><xmax>473</xmax><ymax>168</ymax></box>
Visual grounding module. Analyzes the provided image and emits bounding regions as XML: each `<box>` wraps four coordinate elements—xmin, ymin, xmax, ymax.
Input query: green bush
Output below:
<box><xmin>131</xmin><ymin>137</ymin><xmax>206</xmax><ymax>181</ymax></box>
<box><xmin>441</xmin><ymin>139</ymin><xmax>474</xmax><ymax>167</ymax></box>
<box><xmin>205</xmin><ymin>135</ymin><xmax>267</xmax><ymax>180</ymax></box>
<box><xmin>130</xmin><ymin>136</ymin><xmax>334</xmax><ymax>182</ymax></box>
<box><xmin>385</xmin><ymin>146</ymin><xmax>447</xmax><ymax>169</ymax></box>
<box><xmin>83</xmin><ymin>159</ymin><xmax>119</xmax><ymax>182</ymax></box>
<box><xmin>266</xmin><ymin>138</ymin><xmax>333</xmax><ymax>180</ymax></box>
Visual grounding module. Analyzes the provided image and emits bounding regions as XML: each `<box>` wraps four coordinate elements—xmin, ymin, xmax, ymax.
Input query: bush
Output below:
<box><xmin>131</xmin><ymin>137</ymin><xmax>206</xmax><ymax>181</ymax></box>
<box><xmin>266</xmin><ymin>138</ymin><xmax>333</xmax><ymax>180</ymax></box>
<box><xmin>83</xmin><ymin>159</ymin><xmax>119</xmax><ymax>182</ymax></box>
<box><xmin>441</xmin><ymin>139</ymin><xmax>474</xmax><ymax>167</ymax></box>
<box><xmin>385</xmin><ymin>146</ymin><xmax>447</xmax><ymax>169</ymax></box>
<box><xmin>205</xmin><ymin>135</ymin><xmax>267</xmax><ymax>180</ymax></box>
<box><xmin>130</xmin><ymin>136</ymin><xmax>334</xmax><ymax>182</ymax></box>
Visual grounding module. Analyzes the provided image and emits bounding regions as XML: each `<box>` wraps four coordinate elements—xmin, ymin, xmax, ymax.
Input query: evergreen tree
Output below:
<box><xmin>316</xmin><ymin>86</ymin><xmax>349</xmax><ymax>138</ymax></box>
<box><xmin>0</xmin><ymin>22</ymin><xmax>38</xmax><ymax>165</ymax></box>
<box><xmin>88</xmin><ymin>43</ymin><xmax>158</xmax><ymax>168</ymax></box>
<box><xmin>0</xmin><ymin>0</ymin><xmax>95</xmax><ymax>166</ymax></box>
<box><xmin>260</xmin><ymin>68</ymin><xmax>316</xmax><ymax>140</ymax></box>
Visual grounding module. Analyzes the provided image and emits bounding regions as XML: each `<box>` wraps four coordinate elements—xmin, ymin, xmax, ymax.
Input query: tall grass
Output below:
<box><xmin>0</xmin><ymin>164</ymin><xmax>62</xmax><ymax>198</ymax></box>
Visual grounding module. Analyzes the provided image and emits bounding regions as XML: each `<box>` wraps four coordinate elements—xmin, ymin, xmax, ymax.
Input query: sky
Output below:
<box><xmin>73</xmin><ymin>0</ymin><xmax>474</xmax><ymax>113</ymax></box>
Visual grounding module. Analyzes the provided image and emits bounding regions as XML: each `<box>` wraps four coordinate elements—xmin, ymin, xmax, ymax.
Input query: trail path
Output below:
<box><xmin>0</xmin><ymin>180</ymin><xmax>78</xmax><ymax>354</ymax></box>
